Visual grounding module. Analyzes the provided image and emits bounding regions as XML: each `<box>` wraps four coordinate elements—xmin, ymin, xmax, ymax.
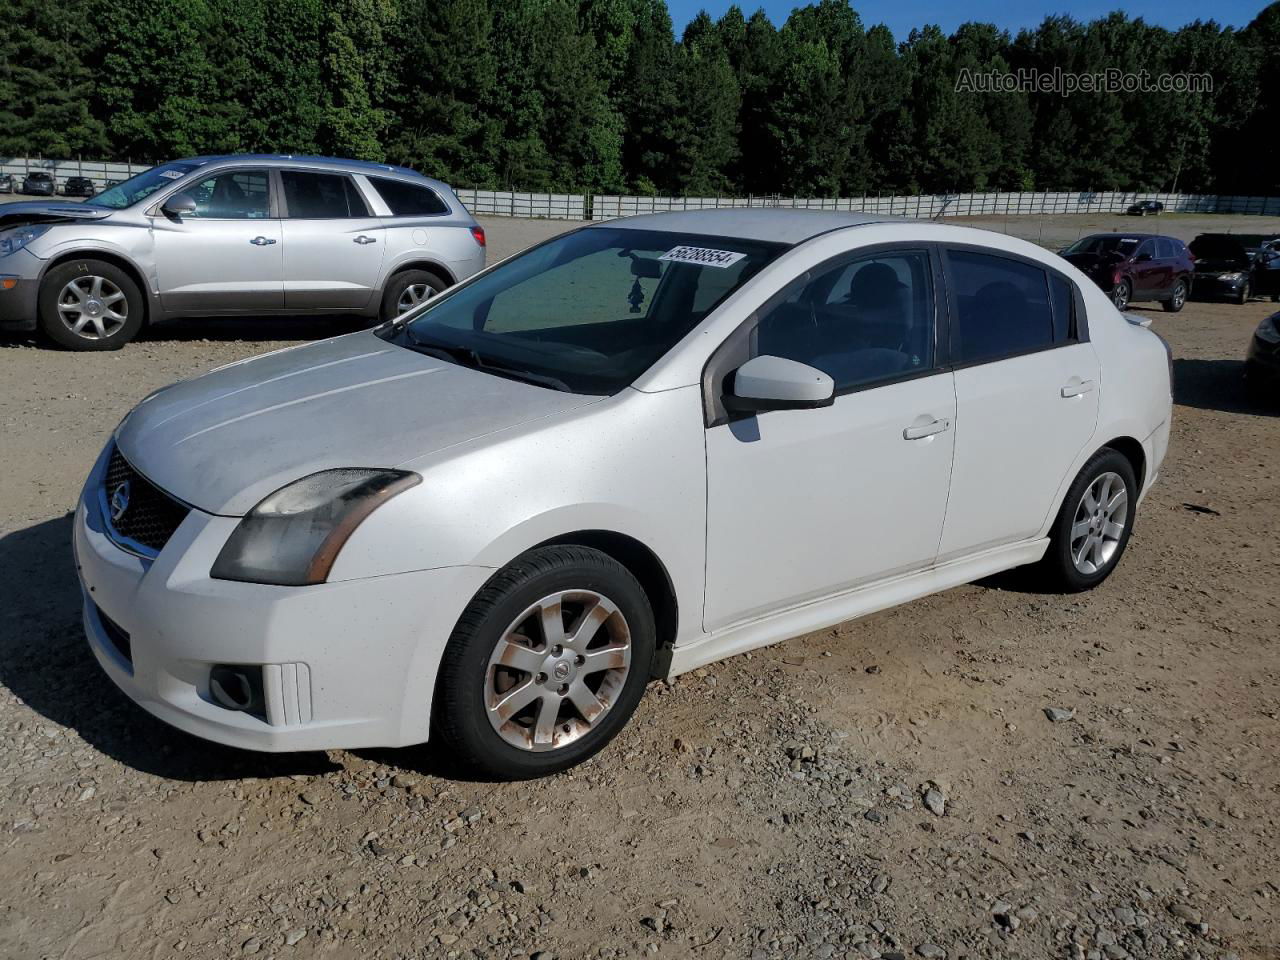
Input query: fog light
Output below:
<box><xmin>209</xmin><ymin>665</ymin><xmax>265</xmax><ymax>717</ymax></box>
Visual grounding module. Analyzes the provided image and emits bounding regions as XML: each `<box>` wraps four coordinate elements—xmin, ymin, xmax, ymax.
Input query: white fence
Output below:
<box><xmin>5</xmin><ymin>157</ymin><xmax>1279</xmax><ymax>219</ymax></box>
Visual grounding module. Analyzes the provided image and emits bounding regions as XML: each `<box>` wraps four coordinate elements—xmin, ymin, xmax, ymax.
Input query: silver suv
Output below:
<box><xmin>0</xmin><ymin>155</ymin><xmax>486</xmax><ymax>350</ymax></box>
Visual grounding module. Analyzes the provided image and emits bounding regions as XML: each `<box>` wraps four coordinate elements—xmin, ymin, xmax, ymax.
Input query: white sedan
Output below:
<box><xmin>74</xmin><ymin>210</ymin><xmax>1173</xmax><ymax>778</ymax></box>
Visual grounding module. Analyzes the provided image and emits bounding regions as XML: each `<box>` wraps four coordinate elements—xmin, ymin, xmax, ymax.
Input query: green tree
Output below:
<box><xmin>320</xmin><ymin>0</ymin><xmax>398</xmax><ymax>161</ymax></box>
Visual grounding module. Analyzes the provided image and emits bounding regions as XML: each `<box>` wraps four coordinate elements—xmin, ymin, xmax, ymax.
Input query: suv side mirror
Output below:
<box><xmin>724</xmin><ymin>355</ymin><xmax>835</xmax><ymax>413</ymax></box>
<box><xmin>161</xmin><ymin>193</ymin><xmax>197</xmax><ymax>217</ymax></box>
<box><xmin>1136</xmin><ymin>252</ymin><xmax>1153</xmax><ymax>262</ymax></box>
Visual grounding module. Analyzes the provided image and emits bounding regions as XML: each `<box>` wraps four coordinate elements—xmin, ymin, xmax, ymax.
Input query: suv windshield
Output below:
<box><xmin>86</xmin><ymin>162</ymin><xmax>201</xmax><ymax>209</ymax></box>
<box><xmin>380</xmin><ymin>227</ymin><xmax>786</xmax><ymax>395</ymax></box>
<box><xmin>1064</xmin><ymin>236</ymin><xmax>1140</xmax><ymax>257</ymax></box>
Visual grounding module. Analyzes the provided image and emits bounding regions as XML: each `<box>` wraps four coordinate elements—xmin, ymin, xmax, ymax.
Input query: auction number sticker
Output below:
<box><xmin>158</xmin><ymin>170</ymin><xmax>185</xmax><ymax>179</ymax></box>
<box><xmin>659</xmin><ymin>245</ymin><xmax>747</xmax><ymax>269</ymax></box>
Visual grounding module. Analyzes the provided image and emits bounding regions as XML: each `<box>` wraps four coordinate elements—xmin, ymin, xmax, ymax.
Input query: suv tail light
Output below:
<box><xmin>470</xmin><ymin>225</ymin><xmax>486</xmax><ymax>248</ymax></box>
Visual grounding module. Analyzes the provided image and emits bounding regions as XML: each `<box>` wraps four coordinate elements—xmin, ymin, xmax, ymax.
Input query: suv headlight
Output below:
<box><xmin>211</xmin><ymin>469</ymin><xmax>421</xmax><ymax>586</ymax></box>
<box><xmin>0</xmin><ymin>225</ymin><xmax>48</xmax><ymax>257</ymax></box>
<box><xmin>1256</xmin><ymin>314</ymin><xmax>1280</xmax><ymax>345</ymax></box>
<box><xmin>1218</xmin><ymin>271</ymin><xmax>1244</xmax><ymax>282</ymax></box>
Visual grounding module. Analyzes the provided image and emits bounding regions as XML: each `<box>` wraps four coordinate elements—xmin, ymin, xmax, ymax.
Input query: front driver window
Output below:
<box><xmin>756</xmin><ymin>250</ymin><xmax>936</xmax><ymax>391</ymax></box>
<box><xmin>184</xmin><ymin>170</ymin><xmax>270</xmax><ymax>219</ymax></box>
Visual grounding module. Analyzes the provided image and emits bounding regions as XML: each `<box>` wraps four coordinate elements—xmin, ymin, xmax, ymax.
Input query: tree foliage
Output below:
<box><xmin>2</xmin><ymin>0</ymin><xmax>1276</xmax><ymax>195</ymax></box>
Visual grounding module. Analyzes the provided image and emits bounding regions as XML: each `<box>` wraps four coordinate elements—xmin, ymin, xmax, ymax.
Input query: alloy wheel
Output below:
<box><xmin>1069</xmin><ymin>471</ymin><xmax>1129</xmax><ymax>575</ymax></box>
<box><xmin>397</xmin><ymin>283</ymin><xmax>434</xmax><ymax>314</ymax></box>
<box><xmin>485</xmin><ymin>590</ymin><xmax>632</xmax><ymax>753</ymax></box>
<box><xmin>1112</xmin><ymin>282</ymin><xmax>1130</xmax><ymax>310</ymax></box>
<box><xmin>58</xmin><ymin>275</ymin><xmax>128</xmax><ymax>340</ymax></box>
<box><xmin>1171</xmin><ymin>282</ymin><xmax>1185</xmax><ymax>309</ymax></box>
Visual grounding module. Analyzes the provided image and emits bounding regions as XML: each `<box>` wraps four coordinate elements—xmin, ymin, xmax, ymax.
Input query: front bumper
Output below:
<box><xmin>0</xmin><ymin>248</ymin><xmax>43</xmax><ymax>330</ymax></box>
<box><xmin>1192</xmin><ymin>272</ymin><xmax>1248</xmax><ymax>299</ymax></box>
<box><xmin>74</xmin><ymin>446</ymin><xmax>492</xmax><ymax>752</ymax></box>
<box><xmin>1246</xmin><ymin>333</ymin><xmax>1280</xmax><ymax>385</ymax></box>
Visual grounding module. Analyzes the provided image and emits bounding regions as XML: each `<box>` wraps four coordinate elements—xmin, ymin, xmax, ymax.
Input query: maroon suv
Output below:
<box><xmin>1060</xmin><ymin>233</ymin><xmax>1194</xmax><ymax>312</ymax></box>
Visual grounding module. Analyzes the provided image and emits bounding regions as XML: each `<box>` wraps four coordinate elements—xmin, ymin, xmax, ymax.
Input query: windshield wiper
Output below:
<box><xmin>403</xmin><ymin>329</ymin><xmax>572</xmax><ymax>392</ymax></box>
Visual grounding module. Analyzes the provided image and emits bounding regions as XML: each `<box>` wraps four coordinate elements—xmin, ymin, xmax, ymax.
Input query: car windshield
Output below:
<box><xmin>85</xmin><ymin>162</ymin><xmax>201</xmax><ymax>209</ymax></box>
<box><xmin>380</xmin><ymin>227</ymin><xmax>786</xmax><ymax>395</ymax></box>
<box><xmin>1064</xmin><ymin>236</ymin><xmax>1140</xmax><ymax>256</ymax></box>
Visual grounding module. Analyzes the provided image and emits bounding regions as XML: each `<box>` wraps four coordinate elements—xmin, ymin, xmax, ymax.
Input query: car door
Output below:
<box><xmin>150</xmin><ymin>167</ymin><xmax>283</xmax><ymax>313</ymax></box>
<box><xmin>278</xmin><ymin>169</ymin><xmax>386</xmax><ymax>310</ymax></box>
<box><xmin>1130</xmin><ymin>239</ymin><xmax>1161</xmax><ymax>298</ymax></box>
<box><xmin>937</xmin><ymin>247</ymin><xmax>1100</xmax><ymax>561</ymax></box>
<box><xmin>702</xmin><ymin>247</ymin><xmax>956</xmax><ymax>632</ymax></box>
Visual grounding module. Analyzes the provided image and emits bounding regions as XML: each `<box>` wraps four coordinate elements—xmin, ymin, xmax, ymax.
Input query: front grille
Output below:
<box><xmin>102</xmin><ymin>446</ymin><xmax>189</xmax><ymax>555</ymax></box>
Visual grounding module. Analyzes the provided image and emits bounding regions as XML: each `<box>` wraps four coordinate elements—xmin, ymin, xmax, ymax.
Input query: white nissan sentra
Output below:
<box><xmin>75</xmin><ymin>210</ymin><xmax>1172</xmax><ymax>778</ymax></box>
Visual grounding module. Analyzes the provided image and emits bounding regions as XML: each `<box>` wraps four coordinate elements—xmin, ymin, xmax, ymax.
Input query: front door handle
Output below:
<box><xmin>353</xmin><ymin>235</ymin><xmax>377</xmax><ymax>245</ymax></box>
<box><xmin>1061</xmin><ymin>379</ymin><xmax>1096</xmax><ymax>399</ymax></box>
<box><xmin>249</xmin><ymin>235</ymin><xmax>277</xmax><ymax>246</ymax></box>
<box><xmin>903</xmin><ymin>417</ymin><xmax>952</xmax><ymax>440</ymax></box>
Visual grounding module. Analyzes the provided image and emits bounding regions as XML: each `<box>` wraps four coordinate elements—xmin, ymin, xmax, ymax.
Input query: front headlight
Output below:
<box><xmin>211</xmin><ymin>469</ymin><xmax>421</xmax><ymax>586</ymax></box>
<box><xmin>1256</xmin><ymin>314</ymin><xmax>1280</xmax><ymax>344</ymax></box>
<box><xmin>1219</xmin><ymin>272</ymin><xmax>1244</xmax><ymax>282</ymax></box>
<box><xmin>0</xmin><ymin>225</ymin><xmax>48</xmax><ymax>257</ymax></box>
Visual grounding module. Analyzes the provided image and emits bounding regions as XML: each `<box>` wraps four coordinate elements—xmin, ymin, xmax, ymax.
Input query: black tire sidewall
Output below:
<box><xmin>433</xmin><ymin>546</ymin><xmax>656</xmax><ymax>780</ymax></box>
<box><xmin>1162</xmin><ymin>280</ymin><xmax>1186</xmax><ymax>312</ymax></box>
<box><xmin>380</xmin><ymin>269</ymin><xmax>445</xmax><ymax>322</ymax></box>
<box><xmin>1044</xmin><ymin>449</ymin><xmax>1138</xmax><ymax>592</ymax></box>
<box><xmin>38</xmin><ymin>259</ymin><xmax>143</xmax><ymax>350</ymax></box>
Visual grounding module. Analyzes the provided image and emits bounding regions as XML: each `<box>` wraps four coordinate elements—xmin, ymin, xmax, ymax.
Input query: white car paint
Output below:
<box><xmin>74</xmin><ymin>211</ymin><xmax>1172</xmax><ymax>754</ymax></box>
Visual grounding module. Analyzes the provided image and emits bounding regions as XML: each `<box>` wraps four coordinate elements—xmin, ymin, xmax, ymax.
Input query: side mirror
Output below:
<box><xmin>724</xmin><ymin>355</ymin><xmax>835</xmax><ymax>413</ymax></box>
<box><xmin>1136</xmin><ymin>252</ymin><xmax>1153</xmax><ymax>262</ymax></box>
<box><xmin>161</xmin><ymin>192</ymin><xmax>197</xmax><ymax>217</ymax></box>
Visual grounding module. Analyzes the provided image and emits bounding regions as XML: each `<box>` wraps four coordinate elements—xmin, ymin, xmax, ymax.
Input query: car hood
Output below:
<box><xmin>0</xmin><ymin>200</ymin><xmax>114</xmax><ymax>229</ymax></box>
<box><xmin>115</xmin><ymin>332</ymin><xmax>601</xmax><ymax>515</ymax></box>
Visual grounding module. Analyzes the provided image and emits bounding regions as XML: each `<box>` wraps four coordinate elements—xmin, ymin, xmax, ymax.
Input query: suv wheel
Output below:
<box><xmin>1112</xmin><ymin>279</ymin><xmax>1131</xmax><ymax>310</ymax></box>
<box><xmin>1235</xmin><ymin>281</ymin><xmax>1250</xmax><ymax>305</ymax></box>
<box><xmin>433</xmin><ymin>546</ymin><xmax>656</xmax><ymax>779</ymax></box>
<box><xmin>380</xmin><ymin>269</ymin><xmax>446</xmax><ymax>322</ymax></box>
<box><xmin>1161</xmin><ymin>279</ymin><xmax>1187</xmax><ymax>313</ymax></box>
<box><xmin>1036</xmin><ymin>449</ymin><xmax>1138</xmax><ymax>592</ymax></box>
<box><xmin>38</xmin><ymin>259</ymin><xmax>143</xmax><ymax>350</ymax></box>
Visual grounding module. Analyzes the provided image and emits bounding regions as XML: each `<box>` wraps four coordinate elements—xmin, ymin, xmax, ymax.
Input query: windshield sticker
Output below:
<box><xmin>158</xmin><ymin>170</ymin><xmax>185</xmax><ymax>180</ymax></box>
<box><xmin>659</xmin><ymin>245</ymin><xmax>747</xmax><ymax>269</ymax></box>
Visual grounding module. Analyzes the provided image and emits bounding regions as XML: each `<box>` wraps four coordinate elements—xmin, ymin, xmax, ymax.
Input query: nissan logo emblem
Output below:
<box><xmin>109</xmin><ymin>480</ymin><xmax>131</xmax><ymax>523</ymax></box>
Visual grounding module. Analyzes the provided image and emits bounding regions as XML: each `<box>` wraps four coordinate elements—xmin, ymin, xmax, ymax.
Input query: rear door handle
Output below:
<box><xmin>353</xmin><ymin>235</ymin><xmax>377</xmax><ymax>245</ymax></box>
<box><xmin>249</xmin><ymin>236</ymin><xmax>277</xmax><ymax>246</ymax></box>
<box><xmin>1061</xmin><ymin>379</ymin><xmax>1096</xmax><ymax>398</ymax></box>
<box><xmin>903</xmin><ymin>417</ymin><xmax>952</xmax><ymax>440</ymax></box>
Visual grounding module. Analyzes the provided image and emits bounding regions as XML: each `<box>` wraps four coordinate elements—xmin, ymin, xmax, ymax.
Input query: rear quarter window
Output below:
<box><xmin>369</xmin><ymin>176</ymin><xmax>450</xmax><ymax>216</ymax></box>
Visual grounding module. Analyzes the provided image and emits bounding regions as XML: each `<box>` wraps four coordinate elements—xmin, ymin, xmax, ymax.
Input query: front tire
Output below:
<box><xmin>38</xmin><ymin>259</ymin><xmax>143</xmax><ymax>350</ymax></box>
<box><xmin>1036</xmin><ymin>449</ymin><xmax>1138</xmax><ymax>592</ymax></box>
<box><xmin>433</xmin><ymin>546</ymin><xmax>656</xmax><ymax>780</ymax></box>
<box><xmin>1161</xmin><ymin>279</ymin><xmax>1187</xmax><ymax>313</ymax></box>
<box><xmin>1112</xmin><ymin>279</ymin><xmax>1131</xmax><ymax>311</ymax></box>
<box><xmin>1235</xmin><ymin>282</ymin><xmax>1250</xmax><ymax>305</ymax></box>
<box><xmin>380</xmin><ymin>269</ymin><xmax>446</xmax><ymax>323</ymax></box>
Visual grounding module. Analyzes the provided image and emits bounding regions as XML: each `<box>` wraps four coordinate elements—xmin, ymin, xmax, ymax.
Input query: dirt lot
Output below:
<box><xmin>1</xmin><ymin>214</ymin><xmax>1278</xmax><ymax>960</ymax></box>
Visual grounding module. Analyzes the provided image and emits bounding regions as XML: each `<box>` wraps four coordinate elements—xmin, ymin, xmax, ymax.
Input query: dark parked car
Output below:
<box><xmin>21</xmin><ymin>172</ymin><xmax>56</xmax><ymax>196</ymax></box>
<box><xmin>1188</xmin><ymin>233</ymin><xmax>1280</xmax><ymax>304</ymax></box>
<box><xmin>62</xmin><ymin>176</ymin><xmax>96</xmax><ymax>197</ymax></box>
<box><xmin>1126</xmin><ymin>200</ymin><xmax>1164</xmax><ymax>216</ymax></box>
<box><xmin>1061</xmin><ymin>233</ymin><xmax>1193</xmax><ymax>311</ymax></box>
<box><xmin>1245</xmin><ymin>311</ymin><xmax>1280</xmax><ymax>404</ymax></box>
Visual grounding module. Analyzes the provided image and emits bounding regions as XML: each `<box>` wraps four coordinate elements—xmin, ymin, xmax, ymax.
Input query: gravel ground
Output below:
<box><xmin>1</xmin><ymin>214</ymin><xmax>1278</xmax><ymax>960</ymax></box>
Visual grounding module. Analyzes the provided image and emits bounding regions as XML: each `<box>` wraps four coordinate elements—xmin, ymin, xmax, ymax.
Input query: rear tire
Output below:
<box><xmin>1035</xmin><ymin>449</ymin><xmax>1138</xmax><ymax>593</ymax></box>
<box><xmin>432</xmin><ymin>546</ymin><xmax>656</xmax><ymax>780</ymax></box>
<box><xmin>1161</xmin><ymin>279</ymin><xmax>1186</xmax><ymax>313</ymax></box>
<box><xmin>380</xmin><ymin>269</ymin><xmax>447</xmax><ymax>323</ymax></box>
<box><xmin>1112</xmin><ymin>279</ymin><xmax>1131</xmax><ymax>311</ymax></box>
<box><xmin>38</xmin><ymin>259</ymin><xmax>144</xmax><ymax>350</ymax></box>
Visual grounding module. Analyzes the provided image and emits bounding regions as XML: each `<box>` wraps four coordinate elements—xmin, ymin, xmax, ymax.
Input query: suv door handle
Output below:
<box><xmin>903</xmin><ymin>417</ymin><xmax>952</xmax><ymax>440</ymax></box>
<box><xmin>1061</xmin><ymin>379</ymin><xmax>1096</xmax><ymax>398</ymax></box>
<box><xmin>353</xmin><ymin>235</ymin><xmax>377</xmax><ymax>245</ymax></box>
<box><xmin>249</xmin><ymin>236</ymin><xmax>277</xmax><ymax>246</ymax></box>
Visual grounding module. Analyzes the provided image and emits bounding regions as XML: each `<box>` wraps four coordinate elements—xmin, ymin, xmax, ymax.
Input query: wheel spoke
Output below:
<box><xmin>102</xmin><ymin>290</ymin><xmax>125</xmax><ymax>305</ymax></box>
<box><xmin>1102</xmin><ymin>520</ymin><xmax>1124</xmax><ymax>540</ymax></box>
<box><xmin>567</xmin><ymin>596</ymin><xmax>618</xmax><ymax>651</ymax></box>
<box><xmin>1073</xmin><ymin>536</ymin><xmax>1092</xmax><ymax>568</ymax></box>
<box><xmin>532</xmin><ymin>694</ymin><xmax>560</xmax><ymax>745</ymax></box>
<box><xmin>1105</xmin><ymin>489</ymin><xmax>1127</xmax><ymax>516</ymax></box>
<box><xmin>1083</xmin><ymin>487</ymin><xmax>1099</xmax><ymax>512</ymax></box>
<box><xmin>580</xmin><ymin>645</ymin><xmax>627</xmax><ymax>674</ymax></box>
<box><xmin>492</xmin><ymin>635</ymin><xmax>545</xmax><ymax>674</ymax></box>
<box><xmin>1071</xmin><ymin>519</ymin><xmax>1091</xmax><ymax>541</ymax></box>
<box><xmin>538</xmin><ymin>598</ymin><xmax>566</xmax><ymax>647</ymax></box>
<box><xmin>90</xmin><ymin>276</ymin><xmax>104</xmax><ymax>298</ymax></box>
<box><xmin>567</xmin><ymin>682</ymin><xmax>605</xmax><ymax>724</ymax></box>
<box><xmin>490</xmin><ymin>679</ymin><xmax>539</xmax><ymax>723</ymax></box>
<box><xmin>1090</xmin><ymin>536</ymin><xmax>1106</xmax><ymax>569</ymax></box>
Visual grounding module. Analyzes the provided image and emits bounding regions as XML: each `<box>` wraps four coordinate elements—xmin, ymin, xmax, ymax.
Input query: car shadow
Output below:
<box><xmin>0</xmin><ymin>515</ymin><xmax>338</xmax><ymax>781</ymax></box>
<box><xmin>1173</xmin><ymin>357</ymin><xmax>1277</xmax><ymax>415</ymax></box>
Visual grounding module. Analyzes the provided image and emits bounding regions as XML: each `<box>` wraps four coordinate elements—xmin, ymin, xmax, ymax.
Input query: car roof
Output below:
<box><xmin>173</xmin><ymin>154</ymin><xmax>450</xmax><ymax>189</ymax></box>
<box><xmin>596</xmin><ymin>209</ymin><xmax>899</xmax><ymax>245</ymax></box>
<box><xmin>1077</xmin><ymin>232</ymin><xmax>1172</xmax><ymax>241</ymax></box>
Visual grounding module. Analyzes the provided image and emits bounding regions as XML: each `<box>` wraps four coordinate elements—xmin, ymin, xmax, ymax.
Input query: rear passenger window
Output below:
<box><xmin>756</xmin><ymin>250</ymin><xmax>935</xmax><ymax>391</ymax></box>
<box><xmin>368</xmin><ymin>176</ymin><xmax>450</xmax><ymax>216</ymax></box>
<box><xmin>281</xmin><ymin>171</ymin><xmax>369</xmax><ymax>218</ymax></box>
<box><xmin>1156</xmin><ymin>238</ymin><xmax>1177</xmax><ymax>258</ymax></box>
<box><xmin>948</xmin><ymin>250</ymin><xmax>1054</xmax><ymax>364</ymax></box>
